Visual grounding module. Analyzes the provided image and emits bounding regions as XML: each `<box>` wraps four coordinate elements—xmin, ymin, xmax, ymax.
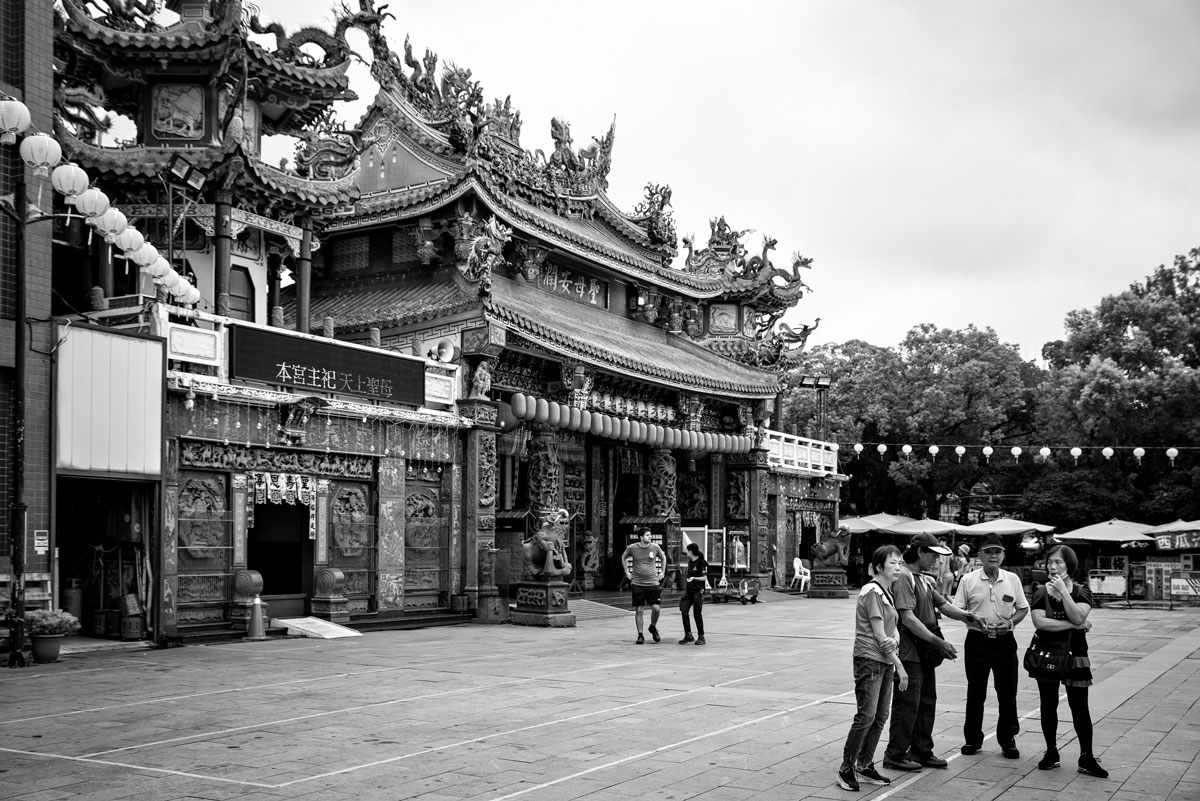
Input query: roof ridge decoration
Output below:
<box><xmin>292</xmin><ymin>107</ymin><xmax>378</xmax><ymax>181</ymax></box>
<box><xmin>458</xmin><ymin>214</ymin><xmax>513</xmax><ymax>299</ymax></box>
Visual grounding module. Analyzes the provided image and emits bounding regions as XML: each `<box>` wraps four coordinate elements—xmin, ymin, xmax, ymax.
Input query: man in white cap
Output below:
<box><xmin>954</xmin><ymin>532</ymin><xmax>1029</xmax><ymax>759</ymax></box>
<box><xmin>882</xmin><ymin>533</ymin><xmax>978</xmax><ymax>774</ymax></box>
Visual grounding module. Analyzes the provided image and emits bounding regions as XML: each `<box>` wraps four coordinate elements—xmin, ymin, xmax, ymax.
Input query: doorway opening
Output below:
<box><xmin>248</xmin><ymin>502</ymin><xmax>312</xmax><ymax>618</ymax></box>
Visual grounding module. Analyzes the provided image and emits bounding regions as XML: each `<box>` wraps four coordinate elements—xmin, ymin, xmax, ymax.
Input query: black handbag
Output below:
<box><xmin>1023</xmin><ymin>592</ymin><xmax>1072</xmax><ymax>680</ymax></box>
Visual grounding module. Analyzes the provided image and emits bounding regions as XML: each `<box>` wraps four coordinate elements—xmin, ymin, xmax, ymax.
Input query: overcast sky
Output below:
<box><xmin>245</xmin><ymin>0</ymin><xmax>1200</xmax><ymax>361</ymax></box>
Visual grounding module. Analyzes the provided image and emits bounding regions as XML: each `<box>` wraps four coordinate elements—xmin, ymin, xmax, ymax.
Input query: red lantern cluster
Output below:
<box><xmin>508</xmin><ymin>393</ymin><xmax>752</xmax><ymax>453</ymax></box>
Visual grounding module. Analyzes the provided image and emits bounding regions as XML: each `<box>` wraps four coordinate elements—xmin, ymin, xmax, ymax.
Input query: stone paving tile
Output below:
<box><xmin>2</xmin><ymin>598</ymin><xmax>1198</xmax><ymax>800</ymax></box>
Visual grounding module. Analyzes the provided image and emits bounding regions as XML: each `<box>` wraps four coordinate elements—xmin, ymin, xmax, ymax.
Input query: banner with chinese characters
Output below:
<box><xmin>540</xmin><ymin>262</ymin><xmax>608</xmax><ymax>308</ymax></box>
<box><xmin>229</xmin><ymin>325</ymin><xmax>424</xmax><ymax>405</ymax></box>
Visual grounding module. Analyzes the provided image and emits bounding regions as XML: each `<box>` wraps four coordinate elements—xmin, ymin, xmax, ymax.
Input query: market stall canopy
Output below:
<box><xmin>878</xmin><ymin>519</ymin><xmax>974</xmax><ymax>537</ymax></box>
<box><xmin>840</xmin><ymin>513</ymin><xmax>915</xmax><ymax>535</ymax></box>
<box><xmin>963</xmin><ymin>518</ymin><xmax>1056</xmax><ymax>536</ymax></box>
<box><xmin>1056</xmin><ymin>519</ymin><xmax>1156</xmax><ymax>544</ymax></box>
<box><xmin>1141</xmin><ymin>519</ymin><xmax>1200</xmax><ymax>535</ymax></box>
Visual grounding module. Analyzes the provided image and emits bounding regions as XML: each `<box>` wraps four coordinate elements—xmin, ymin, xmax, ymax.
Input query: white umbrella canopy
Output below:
<box><xmin>1141</xmin><ymin>519</ymin><xmax>1200</xmax><ymax>535</ymax></box>
<box><xmin>963</xmin><ymin>518</ymin><xmax>1056</xmax><ymax>536</ymax></box>
<box><xmin>840</xmin><ymin>513</ymin><xmax>915</xmax><ymax>535</ymax></box>
<box><xmin>1056</xmin><ymin>518</ymin><xmax>1156</xmax><ymax>544</ymax></box>
<box><xmin>878</xmin><ymin>519</ymin><xmax>974</xmax><ymax>537</ymax></box>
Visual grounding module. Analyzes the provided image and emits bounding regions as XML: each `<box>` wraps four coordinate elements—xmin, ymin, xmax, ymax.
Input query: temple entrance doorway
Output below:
<box><xmin>248</xmin><ymin>502</ymin><xmax>312</xmax><ymax>618</ymax></box>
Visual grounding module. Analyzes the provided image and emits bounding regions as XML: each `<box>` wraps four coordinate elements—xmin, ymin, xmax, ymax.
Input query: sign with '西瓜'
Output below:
<box><xmin>229</xmin><ymin>326</ymin><xmax>425</xmax><ymax>406</ymax></box>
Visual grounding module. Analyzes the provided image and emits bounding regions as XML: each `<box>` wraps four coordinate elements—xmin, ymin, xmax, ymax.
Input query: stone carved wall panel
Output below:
<box><xmin>647</xmin><ymin>450</ymin><xmax>678</xmax><ymax>518</ymax></box>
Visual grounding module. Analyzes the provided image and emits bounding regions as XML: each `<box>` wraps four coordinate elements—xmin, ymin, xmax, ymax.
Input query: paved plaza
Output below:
<box><xmin>1</xmin><ymin>592</ymin><xmax>1198</xmax><ymax>801</ymax></box>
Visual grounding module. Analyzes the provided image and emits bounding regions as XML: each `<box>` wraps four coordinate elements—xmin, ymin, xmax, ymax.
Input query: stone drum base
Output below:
<box><xmin>808</xmin><ymin>567</ymin><xmax>850</xmax><ymax>599</ymax></box>
<box><xmin>509</xmin><ymin>580</ymin><xmax>576</xmax><ymax>627</ymax></box>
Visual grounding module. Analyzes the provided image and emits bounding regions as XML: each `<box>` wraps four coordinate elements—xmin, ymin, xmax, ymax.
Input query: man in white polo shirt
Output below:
<box><xmin>953</xmin><ymin>532</ymin><xmax>1029</xmax><ymax>759</ymax></box>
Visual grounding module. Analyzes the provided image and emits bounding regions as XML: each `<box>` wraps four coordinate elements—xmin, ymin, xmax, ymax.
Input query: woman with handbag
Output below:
<box><xmin>834</xmin><ymin>545</ymin><xmax>909</xmax><ymax>792</ymax></box>
<box><xmin>1028</xmin><ymin>544</ymin><xmax>1107</xmax><ymax>778</ymax></box>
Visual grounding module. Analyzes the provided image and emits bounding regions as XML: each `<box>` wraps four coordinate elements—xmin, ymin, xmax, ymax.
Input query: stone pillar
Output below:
<box><xmin>510</xmin><ymin>425</ymin><xmax>575</xmax><ymax>626</ymax></box>
<box><xmin>97</xmin><ymin>243</ymin><xmax>114</xmax><ymax>298</ymax></box>
<box><xmin>748</xmin><ymin>448</ymin><xmax>771</xmax><ymax>583</ymax></box>
<box><xmin>295</xmin><ymin>217</ymin><xmax>312</xmax><ymax>333</ymax></box>
<box><xmin>161</xmin><ymin>440</ymin><xmax>180</xmax><ymax>638</ymax></box>
<box><xmin>232</xmin><ymin>473</ymin><xmax>248</xmax><ymax>570</ymax></box>
<box><xmin>376</xmin><ymin>456</ymin><xmax>406</xmax><ymax>613</ymax></box>
<box><xmin>474</xmin><ymin>545</ymin><xmax>508</xmax><ymax>623</ymax></box>
<box><xmin>213</xmin><ymin>189</ymin><xmax>232</xmax><ymax>316</ymax></box>
<box><xmin>459</xmin><ymin>399</ymin><xmax>499</xmax><ymax>614</ymax></box>
<box><xmin>266</xmin><ymin>252</ymin><xmax>282</xmax><ymax>324</ymax></box>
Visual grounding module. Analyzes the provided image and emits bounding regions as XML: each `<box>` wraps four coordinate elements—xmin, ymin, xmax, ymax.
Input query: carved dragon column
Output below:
<box><xmin>460</xmin><ymin>324</ymin><xmax>507</xmax><ymax>620</ymax></box>
<box><xmin>212</xmin><ymin>189</ymin><xmax>233</xmax><ymax>317</ymax></box>
<box><xmin>648</xmin><ymin>448</ymin><xmax>679</xmax><ymax>588</ymax></box>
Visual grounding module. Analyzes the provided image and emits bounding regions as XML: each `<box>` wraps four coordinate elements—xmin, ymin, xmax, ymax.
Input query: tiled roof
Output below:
<box><xmin>61</xmin><ymin>0</ymin><xmax>241</xmax><ymax>49</ymax></box>
<box><xmin>484</xmin><ymin>276</ymin><xmax>780</xmax><ymax>398</ymax></box>
<box><xmin>283</xmin><ymin>274</ymin><xmax>477</xmax><ymax>333</ymax></box>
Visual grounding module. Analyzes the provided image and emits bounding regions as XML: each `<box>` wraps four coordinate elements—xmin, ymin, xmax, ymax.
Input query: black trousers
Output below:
<box><xmin>963</xmin><ymin>630</ymin><xmax>1020</xmax><ymax>747</ymax></box>
<box><xmin>679</xmin><ymin>591</ymin><xmax>704</xmax><ymax>636</ymax></box>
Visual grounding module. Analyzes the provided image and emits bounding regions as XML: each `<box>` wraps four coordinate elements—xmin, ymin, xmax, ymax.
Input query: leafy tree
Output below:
<box><xmin>783</xmin><ymin>324</ymin><xmax>1038</xmax><ymax>519</ymax></box>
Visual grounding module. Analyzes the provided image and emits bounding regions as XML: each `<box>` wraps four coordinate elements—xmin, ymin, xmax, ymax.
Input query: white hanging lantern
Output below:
<box><xmin>95</xmin><ymin>208</ymin><xmax>127</xmax><ymax>242</ymax></box>
<box><xmin>128</xmin><ymin>242</ymin><xmax>159</xmax><ymax>267</ymax></box>
<box><xmin>1166</xmin><ymin>447</ymin><xmax>1179</xmax><ymax>466</ymax></box>
<box><xmin>18</xmin><ymin>131</ymin><xmax>62</xmax><ymax>176</ymax></box>
<box><xmin>955</xmin><ymin>445</ymin><xmax>966</xmax><ymax>462</ymax></box>
<box><xmin>114</xmin><ymin>227</ymin><xmax>145</xmax><ymax>256</ymax></box>
<box><xmin>982</xmin><ymin>445</ymin><xmax>994</xmax><ymax>463</ymax></box>
<box><xmin>1102</xmin><ymin>447</ymin><xmax>1114</xmax><ymax>460</ymax></box>
<box><xmin>168</xmin><ymin>280</ymin><xmax>191</xmax><ymax>299</ymax></box>
<box><xmin>146</xmin><ymin>256</ymin><xmax>171</xmax><ymax>278</ymax></box>
<box><xmin>0</xmin><ymin>98</ymin><xmax>31</xmax><ymax>144</ymax></box>
<box><xmin>160</xmin><ymin>269</ymin><xmax>183</xmax><ymax>289</ymax></box>
<box><xmin>1039</xmin><ymin>446</ymin><xmax>1051</xmax><ymax>460</ymax></box>
<box><xmin>184</xmin><ymin>285</ymin><xmax>202</xmax><ymax>305</ymax></box>
<box><xmin>51</xmin><ymin>163</ymin><xmax>89</xmax><ymax>205</ymax></box>
<box><xmin>1133</xmin><ymin>447</ymin><xmax>1145</xmax><ymax>464</ymax></box>
<box><xmin>876</xmin><ymin>443</ymin><xmax>888</xmax><ymax>456</ymax></box>
<box><xmin>853</xmin><ymin>443</ymin><xmax>864</xmax><ymax>456</ymax></box>
<box><xmin>74</xmin><ymin>187</ymin><xmax>110</xmax><ymax>219</ymax></box>
<box><xmin>1070</xmin><ymin>446</ymin><xmax>1082</xmax><ymax>465</ymax></box>
<box><xmin>928</xmin><ymin>445</ymin><xmax>939</xmax><ymax>460</ymax></box>
<box><xmin>1011</xmin><ymin>446</ymin><xmax>1022</xmax><ymax>462</ymax></box>
<box><xmin>901</xmin><ymin>444</ymin><xmax>913</xmax><ymax>458</ymax></box>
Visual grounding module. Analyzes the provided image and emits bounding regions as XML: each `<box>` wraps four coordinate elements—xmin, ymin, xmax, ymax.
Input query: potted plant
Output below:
<box><xmin>25</xmin><ymin>609</ymin><xmax>81</xmax><ymax>664</ymax></box>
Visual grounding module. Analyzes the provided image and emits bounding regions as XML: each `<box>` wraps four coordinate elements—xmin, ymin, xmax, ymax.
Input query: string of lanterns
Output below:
<box><xmin>849</xmin><ymin>443</ymin><xmax>1186</xmax><ymax>466</ymax></box>
<box><xmin>509</xmin><ymin>392</ymin><xmax>752</xmax><ymax>453</ymax></box>
<box><xmin>0</xmin><ymin>96</ymin><xmax>201</xmax><ymax>305</ymax></box>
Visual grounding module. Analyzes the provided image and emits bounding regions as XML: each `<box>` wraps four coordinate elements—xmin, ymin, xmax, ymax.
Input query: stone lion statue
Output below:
<box><xmin>812</xmin><ymin>525</ymin><xmax>851</xmax><ymax>569</ymax></box>
<box><xmin>523</xmin><ymin>508</ymin><xmax>572</xmax><ymax>580</ymax></box>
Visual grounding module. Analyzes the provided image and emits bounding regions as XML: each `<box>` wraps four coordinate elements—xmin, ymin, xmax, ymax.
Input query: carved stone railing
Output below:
<box><xmin>763</xmin><ymin>430</ymin><xmax>838</xmax><ymax>475</ymax></box>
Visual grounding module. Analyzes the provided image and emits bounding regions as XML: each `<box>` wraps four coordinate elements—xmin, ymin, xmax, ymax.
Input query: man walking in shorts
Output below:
<box><xmin>623</xmin><ymin>528</ymin><xmax>665</xmax><ymax>644</ymax></box>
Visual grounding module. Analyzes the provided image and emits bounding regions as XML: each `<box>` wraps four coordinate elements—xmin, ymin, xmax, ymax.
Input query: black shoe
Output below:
<box><xmin>1038</xmin><ymin>750</ymin><xmax>1060</xmax><ymax>770</ymax></box>
<box><xmin>855</xmin><ymin>764</ymin><xmax>892</xmax><ymax>785</ymax></box>
<box><xmin>1078</xmin><ymin>754</ymin><xmax>1108</xmax><ymax>779</ymax></box>
<box><xmin>914</xmin><ymin>755</ymin><xmax>948</xmax><ymax>769</ymax></box>
<box><xmin>678</xmin><ymin>634</ymin><xmax>694</xmax><ymax>644</ymax></box>
<box><xmin>636</xmin><ymin>633</ymin><xmax>644</xmax><ymax>644</ymax></box>
<box><xmin>1001</xmin><ymin>745</ymin><xmax>1020</xmax><ymax>760</ymax></box>
<box><xmin>695</xmin><ymin>636</ymin><xmax>706</xmax><ymax>645</ymax></box>
<box><xmin>836</xmin><ymin>767</ymin><xmax>860</xmax><ymax>792</ymax></box>
<box><xmin>648</xmin><ymin>624</ymin><xmax>660</xmax><ymax>643</ymax></box>
<box><xmin>881</xmin><ymin>758</ymin><xmax>922</xmax><ymax>772</ymax></box>
<box><xmin>960</xmin><ymin>743</ymin><xmax>982</xmax><ymax>755</ymax></box>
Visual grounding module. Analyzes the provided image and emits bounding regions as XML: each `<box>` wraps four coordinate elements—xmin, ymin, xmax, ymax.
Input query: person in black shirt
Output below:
<box><xmin>1028</xmin><ymin>544</ymin><xmax>1107</xmax><ymax>778</ymax></box>
<box><xmin>679</xmin><ymin>542</ymin><xmax>708</xmax><ymax>645</ymax></box>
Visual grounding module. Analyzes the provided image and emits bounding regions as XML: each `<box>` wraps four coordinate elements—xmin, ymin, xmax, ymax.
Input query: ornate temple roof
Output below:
<box><xmin>284</xmin><ymin>272</ymin><xmax>781</xmax><ymax>399</ymax></box>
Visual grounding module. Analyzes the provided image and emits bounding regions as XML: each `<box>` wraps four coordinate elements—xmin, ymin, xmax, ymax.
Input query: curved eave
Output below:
<box><xmin>485</xmin><ymin>277</ymin><xmax>780</xmax><ymax>399</ymax></box>
<box><xmin>61</xmin><ymin>0</ymin><xmax>241</xmax><ymax>50</ymax></box>
<box><xmin>58</xmin><ymin>123</ymin><xmax>227</xmax><ymax>178</ymax></box>
<box><xmin>243</xmin><ymin>42</ymin><xmax>353</xmax><ymax>93</ymax></box>
<box><xmin>328</xmin><ymin>174</ymin><xmax>740</xmax><ymax>299</ymax></box>
<box><xmin>245</xmin><ymin>159</ymin><xmax>361</xmax><ymax>206</ymax></box>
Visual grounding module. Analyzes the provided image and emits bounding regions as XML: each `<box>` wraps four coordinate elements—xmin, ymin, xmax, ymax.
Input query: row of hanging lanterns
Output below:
<box><xmin>852</xmin><ymin>442</ymin><xmax>1183</xmax><ymax>466</ymax></box>
<box><xmin>1</xmin><ymin>97</ymin><xmax>201</xmax><ymax>305</ymax></box>
<box><xmin>509</xmin><ymin>392</ymin><xmax>753</xmax><ymax>453</ymax></box>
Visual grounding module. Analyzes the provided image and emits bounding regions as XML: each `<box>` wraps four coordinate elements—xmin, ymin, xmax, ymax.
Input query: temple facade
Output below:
<box><xmin>1</xmin><ymin>0</ymin><xmax>842</xmax><ymax>644</ymax></box>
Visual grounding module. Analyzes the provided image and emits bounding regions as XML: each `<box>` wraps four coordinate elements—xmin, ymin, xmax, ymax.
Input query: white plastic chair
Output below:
<box><xmin>790</xmin><ymin>557</ymin><xmax>811</xmax><ymax>592</ymax></box>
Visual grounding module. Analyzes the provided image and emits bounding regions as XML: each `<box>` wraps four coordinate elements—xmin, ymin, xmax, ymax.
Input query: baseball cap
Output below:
<box><xmin>911</xmin><ymin>532</ymin><xmax>952</xmax><ymax>554</ymax></box>
<box><xmin>980</xmin><ymin>533</ymin><xmax>1006</xmax><ymax>551</ymax></box>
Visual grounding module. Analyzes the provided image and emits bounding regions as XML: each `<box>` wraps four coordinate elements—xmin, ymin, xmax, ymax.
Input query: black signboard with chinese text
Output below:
<box><xmin>229</xmin><ymin>326</ymin><xmax>425</xmax><ymax>406</ymax></box>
